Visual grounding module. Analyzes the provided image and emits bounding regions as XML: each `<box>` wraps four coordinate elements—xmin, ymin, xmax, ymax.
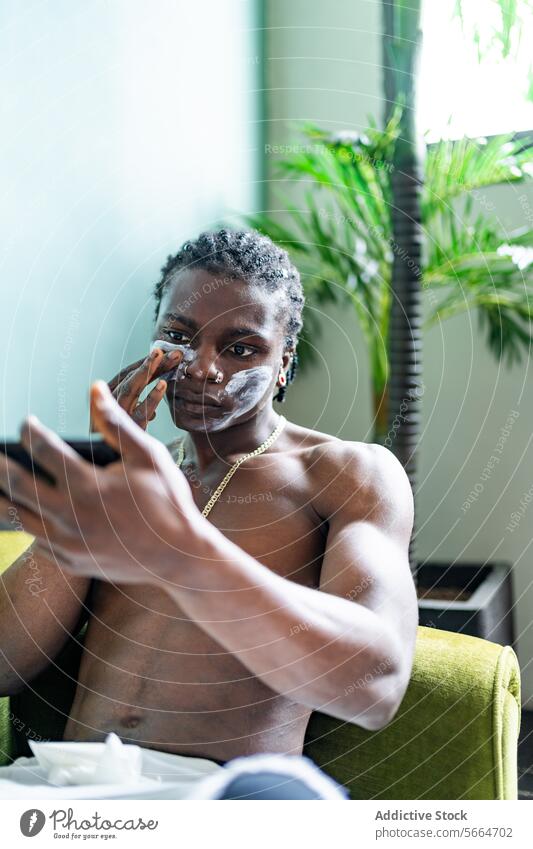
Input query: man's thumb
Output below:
<box><xmin>90</xmin><ymin>380</ymin><xmax>146</xmax><ymax>459</ymax></box>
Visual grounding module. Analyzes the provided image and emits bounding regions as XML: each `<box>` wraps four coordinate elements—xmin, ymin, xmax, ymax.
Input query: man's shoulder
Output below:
<box><xmin>285</xmin><ymin>421</ymin><xmax>400</xmax><ymax>483</ymax></box>
<box><xmin>311</xmin><ymin>439</ymin><xmax>406</xmax><ymax>502</ymax></box>
<box><xmin>287</xmin><ymin>425</ymin><xmax>412</xmax><ymax>525</ymax></box>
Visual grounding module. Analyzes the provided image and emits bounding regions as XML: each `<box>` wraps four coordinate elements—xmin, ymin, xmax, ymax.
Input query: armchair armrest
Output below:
<box><xmin>304</xmin><ymin>626</ymin><xmax>521</xmax><ymax>800</ymax></box>
<box><xmin>1</xmin><ymin>531</ymin><xmax>35</xmax><ymax>766</ymax></box>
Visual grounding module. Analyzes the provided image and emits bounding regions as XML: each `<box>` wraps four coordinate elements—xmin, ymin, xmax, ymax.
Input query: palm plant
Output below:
<box><xmin>247</xmin><ymin>125</ymin><xmax>533</xmax><ymax>440</ymax></box>
<box><xmin>249</xmin><ymin>0</ymin><xmax>533</xmax><ymax>577</ymax></box>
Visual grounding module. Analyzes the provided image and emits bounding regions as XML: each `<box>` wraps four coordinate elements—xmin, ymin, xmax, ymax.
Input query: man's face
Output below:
<box><xmin>153</xmin><ymin>268</ymin><xmax>289</xmax><ymax>432</ymax></box>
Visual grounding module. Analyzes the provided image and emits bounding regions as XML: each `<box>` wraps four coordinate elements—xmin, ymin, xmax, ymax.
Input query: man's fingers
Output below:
<box><xmin>114</xmin><ymin>350</ymin><xmax>164</xmax><ymax>413</ymax></box>
<box><xmin>0</xmin><ymin>493</ymin><xmax>47</xmax><ymax>536</ymax></box>
<box><xmin>110</xmin><ymin>349</ymin><xmax>181</xmax><ymax>420</ymax></box>
<box><xmin>90</xmin><ymin>380</ymin><xmax>155</xmax><ymax>460</ymax></box>
<box><xmin>133</xmin><ymin>380</ymin><xmax>167</xmax><ymax>429</ymax></box>
<box><xmin>20</xmin><ymin>416</ymin><xmax>86</xmax><ymax>487</ymax></box>
<box><xmin>0</xmin><ymin>451</ymin><xmax>61</xmax><ymax>516</ymax></box>
<box><xmin>107</xmin><ymin>357</ymin><xmax>146</xmax><ymax>393</ymax></box>
<box><xmin>139</xmin><ymin>348</ymin><xmax>183</xmax><ymax>390</ymax></box>
<box><xmin>152</xmin><ymin>348</ymin><xmax>184</xmax><ymax>380</ymax></box>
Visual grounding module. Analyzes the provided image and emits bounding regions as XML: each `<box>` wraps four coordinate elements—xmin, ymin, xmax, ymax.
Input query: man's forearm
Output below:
<box><xmin>162</xmin><ymin>526</ymin><xmax>402</xmax><ymax>730</ymax></box>
<box><xmin>0</xmin><ymin>542</ymin><xmax>90</xmax><ymax>696</ymax></box>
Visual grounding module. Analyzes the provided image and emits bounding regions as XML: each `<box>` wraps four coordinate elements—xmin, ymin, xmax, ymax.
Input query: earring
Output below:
<box><xmin>275</xmin><ymin>369</ymin><xmax>287</xmax><ymax>403</ymax></box>
<box><xmin>275</xmin><ymin>351</ymin><xmax>298</xmax><ymax>403</ymax></box>
<box><xmin>213</xmin><ymin>370</ymin><xmax>223</xmax><ymax>384</ymax></box>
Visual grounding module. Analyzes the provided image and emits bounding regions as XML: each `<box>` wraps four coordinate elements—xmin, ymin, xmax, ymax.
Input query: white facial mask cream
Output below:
<box><xmin>205</xmin><ymin>365</ymin><xmax>273</xmax><ymax>430</ymax></box>
<box><xmin>221</xmin><ymin>365</ymin><xmax>273</xmax><ymax>410</ymax></box>
<box><xmin>150</xmin><ymin>339</ymin><xmax>196</xmax><ymax>381</ymax></box>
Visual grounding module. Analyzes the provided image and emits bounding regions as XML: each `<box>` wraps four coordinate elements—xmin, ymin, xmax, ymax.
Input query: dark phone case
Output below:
<box><xmin>0</xmin><ymin>440</ymin><xmax>120</xmax><ymax>486</ymax></box>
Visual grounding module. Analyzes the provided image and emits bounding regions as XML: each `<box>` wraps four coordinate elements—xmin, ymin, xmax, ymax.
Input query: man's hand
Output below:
<box><xmin>0</xmin><ymin>381</ymin><xmax>212</xmax><ymax>587</ymax></box>
<box><xmin>102</xmin><ymin>346</ymin><xmax>184</xmax><ymax>430</ymax></box>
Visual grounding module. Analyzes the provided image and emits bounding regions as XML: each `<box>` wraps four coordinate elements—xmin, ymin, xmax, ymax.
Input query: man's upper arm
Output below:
<box><xmin>315</xmin><ymin>441</ymin><xmax>418</xmax><ymax>688</ymax></box>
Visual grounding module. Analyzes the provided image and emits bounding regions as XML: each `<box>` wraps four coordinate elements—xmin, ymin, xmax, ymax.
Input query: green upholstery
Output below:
<box><xmin>0</xmin><ymin>531</ymin><xmax>522</xmax><ymax>799</ymax></box>
<box><xmin>304</xmin><ymin>629</ymin><xmax>520</xmax><ymax>799</ymax></box>
<box><xmin>0</xmin><ymin>530</ymin><xmax>36</xmax><ymax>766</ymax></box>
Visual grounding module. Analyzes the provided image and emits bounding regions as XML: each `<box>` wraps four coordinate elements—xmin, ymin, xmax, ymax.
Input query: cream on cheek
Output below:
<box><xmin>220</xmin><ymin>365</ymin><xmax>273</xmax><ymax>413</ymax></box>
<box><xmin>199</xmin><ymin>365</ymin><xmax>273</xmax><ymax>431</ymax></box>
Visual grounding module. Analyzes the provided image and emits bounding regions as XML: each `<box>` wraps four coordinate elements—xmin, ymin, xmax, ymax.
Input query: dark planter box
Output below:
<box><xmin>417</xmin><ymin>561</ymin><xmax>515</xmax><ymax>647</ymax></box>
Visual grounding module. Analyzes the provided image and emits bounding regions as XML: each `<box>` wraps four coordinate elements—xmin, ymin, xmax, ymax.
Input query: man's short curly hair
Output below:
<box><xmin>153</xmin><ymin>228</ymin><xmax>305</xmax><ymax>350</ymax></box>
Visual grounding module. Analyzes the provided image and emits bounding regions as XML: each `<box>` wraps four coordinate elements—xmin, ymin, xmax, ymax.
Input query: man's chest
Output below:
<box><xmin>86</xmin><ymin>495</ymin><xmax>326</xmax><ymax>669</ymax></box>
<box><xmin>179</xmin><ymin>452</ymin><xmax>328</xmax><ymax>584</ymax></box>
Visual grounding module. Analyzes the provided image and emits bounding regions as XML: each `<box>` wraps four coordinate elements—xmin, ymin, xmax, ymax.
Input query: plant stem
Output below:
<box><xmin>372</xmin><ymin>383</ymin><xmax>390</xmax><ymax>445</ymax></box>
<box><xmin>382</xmin><ymin>0</ymin><xmax>424</xmax><ymax>581</ymax></box>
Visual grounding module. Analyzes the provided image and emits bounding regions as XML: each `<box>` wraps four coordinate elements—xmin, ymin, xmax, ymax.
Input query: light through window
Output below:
<box><xmin>418</xmin><ymin>0</ymin><xmax>533</xmax><ymax>141</ymax></box>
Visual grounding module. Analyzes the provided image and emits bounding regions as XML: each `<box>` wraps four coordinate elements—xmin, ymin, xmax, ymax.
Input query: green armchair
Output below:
<box><xmin>0</xmin><ymin>531</ymin><xmax>521</xmax><ymax>799</ymax></box>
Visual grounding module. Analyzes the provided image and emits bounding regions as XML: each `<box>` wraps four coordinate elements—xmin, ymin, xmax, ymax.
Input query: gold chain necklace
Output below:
<box><xmin>175</xmin><ymin>415</ymin><xmax>287</xmax><ymax>518</ymax></box>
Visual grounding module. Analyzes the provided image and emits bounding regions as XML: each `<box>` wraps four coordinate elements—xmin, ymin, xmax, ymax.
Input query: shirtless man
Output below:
<box><xmin>0</xmin><ymin>229</ymin><xmax>417</xmax><ymax>790</ymax></box>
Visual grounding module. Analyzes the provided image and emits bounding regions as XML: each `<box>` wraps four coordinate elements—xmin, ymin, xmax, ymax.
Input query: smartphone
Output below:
<box><xmin>0</xmin><ymin>440</ymin><xmax>120</xmax><ymax>486</ymax></box>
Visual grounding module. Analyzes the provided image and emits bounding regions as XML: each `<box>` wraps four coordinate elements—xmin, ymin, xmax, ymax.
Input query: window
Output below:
<box><xmin>418</xmin><ymin>0</ymin><xmax>533</xmax><ymax>141</ymax></box>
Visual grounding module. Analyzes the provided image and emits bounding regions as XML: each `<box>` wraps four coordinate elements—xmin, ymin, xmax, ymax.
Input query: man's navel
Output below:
<box><xmin>120</xmin><ymin>715</ymin><xmax>142</xmax><ymax>729</ymax></box>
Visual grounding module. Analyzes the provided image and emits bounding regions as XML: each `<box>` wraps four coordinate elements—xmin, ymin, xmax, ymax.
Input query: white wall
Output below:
<box><xmin>1</xmin><ymin>0</ymin><xmax>261</xmax><ymax>443</ymax></box>
<box><xmin>264</xmin><ymin>0</ymin><xmax>533</xmax><ymax>705</ymax></box>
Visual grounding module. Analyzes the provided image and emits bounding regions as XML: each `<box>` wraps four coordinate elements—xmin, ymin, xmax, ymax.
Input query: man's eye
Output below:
<box><xmin>164</xmin><ymin>330</ymin><xmax>191</xmax><ymax>343</ymax></box>
<box><xmin>229</xmin><ymin>343</ymin><xmax>255</xmax><ymax>358</ymax></box>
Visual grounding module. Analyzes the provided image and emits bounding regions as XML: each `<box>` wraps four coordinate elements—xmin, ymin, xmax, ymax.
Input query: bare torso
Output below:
<box><xmin>63</xmin><ymin>420</ymin><xmax>340</xmax><ymax>762</ymax></box>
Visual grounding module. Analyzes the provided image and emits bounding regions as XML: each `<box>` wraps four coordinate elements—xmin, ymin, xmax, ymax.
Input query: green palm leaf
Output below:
<box><xmin>242</xmin><ymin>112</ymin><xmax>533</xmax><ymax>392</ymax></box>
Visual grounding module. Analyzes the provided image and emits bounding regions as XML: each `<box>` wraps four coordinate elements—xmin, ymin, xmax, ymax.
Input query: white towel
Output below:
<box><xmin>0</xmin><ymin>734</ymin><xmax>223</xmax><ymax>800</ymax></box>
<box><xmin>0</xmin><ymin>736</ymin><xmax>345</xmax><ymax>800</ymax></box>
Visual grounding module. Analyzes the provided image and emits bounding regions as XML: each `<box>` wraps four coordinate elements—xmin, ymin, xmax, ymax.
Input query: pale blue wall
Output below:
<box><xmin>1</xmin><ymin>0</ymin><xmax>261</xmax><ymax>441</ymax></box>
